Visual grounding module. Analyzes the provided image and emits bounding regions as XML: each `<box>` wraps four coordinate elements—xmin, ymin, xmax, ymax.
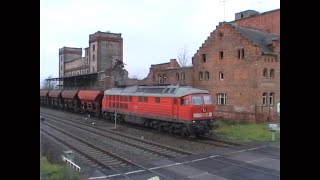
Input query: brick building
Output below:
<box><xmin>141</xmin><ymin>9</ymin><xmax>280</xmax><ymax>121</ymax></box>
<box><xmin>56</xmin><ymin>31</ymin><xmax>123</xmax><ymax>89</ymax></box>
<box><xmin>139</xmin><ymin>59</ymin><xmax>193</xmax><ymax>86</ymax></box>
<box><xmin>192</xmin><ymin>23</ymin><xmax>279</xmax><ymax>122</ymax></box>
<box><xmin>47</xmin><ymin>8</ymin><xmax>280</xmax><ymax>122</ymax></box>
<box><xmin>231</xmin><ymin>9</ymin><xmax>280</xmax><ymax>34</ymax></box>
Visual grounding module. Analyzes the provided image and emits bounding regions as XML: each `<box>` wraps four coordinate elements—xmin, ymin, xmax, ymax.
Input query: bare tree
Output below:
<box><xmin>177</xmin><ymin>47</ymin><xmax>191</xmax><ymax>67</ymax></box>
<box><xmin>129</xmin><ymin>74</ymin><xmax>138</xmax><ymax>79</ymax></box>
<box><xmin>41</xmin><ymin>75</ymin><xmax>56</xmax><ymax>89</ymax></box>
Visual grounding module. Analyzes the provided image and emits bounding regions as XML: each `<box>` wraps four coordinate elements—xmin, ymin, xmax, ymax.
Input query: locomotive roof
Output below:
<box><xmin>104</xmin><ymin>84</ymin><xmax>210</xmax><ymax>97</ymax></box>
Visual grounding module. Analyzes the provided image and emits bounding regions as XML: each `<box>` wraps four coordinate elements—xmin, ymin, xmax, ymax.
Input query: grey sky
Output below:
<box><xmin>40</xmin><ymin>0</ymin><xmax>280</xmax><ymax>86</ymax></box>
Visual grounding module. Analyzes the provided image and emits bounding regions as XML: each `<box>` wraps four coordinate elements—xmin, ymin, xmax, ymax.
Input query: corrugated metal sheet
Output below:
<box><xmin>40</xmin><ymin>90</ymin><xmax>49</xmax><ymax>97</ymax></box>
<box><xmin>48</xmin><ymin>90</ymin><xmax>62</xmax><ymax>98</ymax></box>
<box><xmin>78</xmin><ymin>90</ymin><xmax>103</xmax><ymax>101</ymax></box>
<box><xmin>61</xmin><ymin>90</ymin><xmax>79</xmax><ymax>99</ymax></box>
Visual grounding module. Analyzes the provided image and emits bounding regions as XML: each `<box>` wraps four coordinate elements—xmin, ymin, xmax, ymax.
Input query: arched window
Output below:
<box><xmin>262</xmin><ymin>92</ymin><xmax>268</xmax><ymax>106</ymax></box>
<box><xmin>158</xmin><ymin>75</ymin><xmax>162</xmax><ymax>84</ymax></box>
<box><xmin>270</xmin><ymin>69</ymin><xmax>275</xmax><ymax>78</ymax></box>
<box><xmin>199</xmin><ymin>72</ymin><xmax>203</xmax><ymax>80</ymax></box>
<box><xmin>176</xmin><ymin>73</ymin><xmax>180</xmax><ymax>81</ymax></box>
<box><xmin>181</xmin><ymin>72</ymin><xmax>185</xmax><ymax>82</ymax></box>
<box><xmin>163</xmin><ymin>74</ymin><xmax>167</xmax><ymax>83</ymax></box>
<box><xmin>263</xmin><ymin>68</ymin><xmax>268</xmax><ymax>78</ymax></box>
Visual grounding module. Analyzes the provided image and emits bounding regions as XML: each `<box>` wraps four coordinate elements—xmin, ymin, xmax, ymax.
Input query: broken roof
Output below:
<box><xmin>234</xmin><ymin>25</ymin><xmax>280</xmax><ymax>54</ymax></box>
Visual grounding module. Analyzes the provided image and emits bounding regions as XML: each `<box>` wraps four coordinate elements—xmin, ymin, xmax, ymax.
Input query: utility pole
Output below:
<box><xmin>114</xmin><ymin>109</ymin><xmax>117</xmax><ymax>129</ymax></box>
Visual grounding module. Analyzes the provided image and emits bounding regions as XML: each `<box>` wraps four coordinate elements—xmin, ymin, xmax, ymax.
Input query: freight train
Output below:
<box><xmin>40</xmin><ymin>84</ymin><xmax>216</xmax><ymax>137</ymax></box>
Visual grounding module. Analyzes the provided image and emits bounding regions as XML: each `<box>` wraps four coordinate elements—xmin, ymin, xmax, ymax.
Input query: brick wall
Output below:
<box><xmin>233</xmin><ymin>9</ymin><xmax>280</xmax><ymax>34</ymax></box>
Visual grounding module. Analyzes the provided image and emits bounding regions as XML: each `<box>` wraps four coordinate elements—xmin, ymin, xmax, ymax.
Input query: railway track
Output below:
<box><xmin>120</xmin><ymin>121</ymin><xmax>243</xmax><ymax>148</ymax></box>
<box><xmin>41</xmin><ymin>107</ymin><xmax>242</xmax><ymax>148</ymax></box>
<box><xmin>41</xmin><ymin>121</ymin><xmax>175</xmax><ymax>179</ymax></box>
<box><xmin>41</xmin><ymin>112</ymin><xmax>194</xmax><ymax>159</ymax></box>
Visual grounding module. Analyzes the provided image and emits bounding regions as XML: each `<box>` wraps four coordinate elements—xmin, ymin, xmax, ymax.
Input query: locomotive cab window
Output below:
<box><xmin>192</xmin><ymin>96</ymin><xmax>203</xmax><ymax>105</ymax></box>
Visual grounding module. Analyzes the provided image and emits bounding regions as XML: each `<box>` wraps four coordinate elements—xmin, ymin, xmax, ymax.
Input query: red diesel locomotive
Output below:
<box><xmin>40</xmin><ymin>84</ymin><xmax>216</xmax><ymax>137</ymax></box>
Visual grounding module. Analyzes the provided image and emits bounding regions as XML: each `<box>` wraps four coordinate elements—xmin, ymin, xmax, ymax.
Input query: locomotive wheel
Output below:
<box><xmin>144</xmin><ymin>121</ymin><xmax>149</xmax><ymax>128</ymax></box>
<box><xmin>169</xmin><ymin>126</ymin><xmax>174</xmax><ymax>134</ymax></box>
<box><xmin>180</xmin><ymin>126</ymin><xmax>189</xmax><ymax>137</ymax></box>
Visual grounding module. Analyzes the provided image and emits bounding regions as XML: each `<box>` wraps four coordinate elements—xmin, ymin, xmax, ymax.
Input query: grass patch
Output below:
<box><xmin>214</xmin><ymin>119</ymin><xmax>280</xmax><ymax>144</ymax></box>
<box><xmin>40</xmin><ymin>157</ymin><xmax>82</xmax><ymax>180</ymax></box>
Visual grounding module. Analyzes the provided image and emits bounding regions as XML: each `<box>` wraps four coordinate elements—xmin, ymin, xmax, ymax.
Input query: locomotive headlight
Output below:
<box><xmin>192</xmin><ymin>120</ymin><xmax>196</xmax><ymax>123</ymax></box>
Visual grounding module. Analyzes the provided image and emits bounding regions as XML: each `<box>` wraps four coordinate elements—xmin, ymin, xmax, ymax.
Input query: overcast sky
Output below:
<box><xmin>40</xmin><ymin>0</ymin><xmax>280</xmax><ymax>86</ymax></box>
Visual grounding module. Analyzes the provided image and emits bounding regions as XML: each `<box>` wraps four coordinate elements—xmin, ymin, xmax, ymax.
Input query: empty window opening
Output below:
<box><xmin>205</xmin><ymin>71</ymin><xmax>210</xmax><ymax>80</ymax></box>
<box><xmin>270</xmin><ymin>69</ymin><xmax>275</xmax><ymax>78</ymax></box>
<box><xmin>202</xmin><ymin>54</ymin><xmax>206</xmax><ymax>63</ymax></box>
<box><xmin>176</xmin><ymin>73</ymin><xmax>180</xmax><ymax>81</ymax></box>
<box><xmin>219</xmin><ymin>32</ymin><xmax>224</xmax><ymax>38</ymax></box>
<box><xmin>199</xmin><ymin>72</ymin><xmax>203</xmax><ymax>80</ymax></box>
<box><xmin>219</xmin><ymin>51</ymin><xmax>224</xmax><ymax>60</ymax></box>
<box><xmin>263</xmin><ymin>68</ymin><xmax>268</xmax><ymax>78</ymax></box>
<box><xmin>241</xmin><ymin>48</ymin><xmax>244</xmax><ymax>59</ymax></box>
<box><xmin>219</xmin><ymin>71</ymin><xmax>224</xmax><ymax>80</ymax></box>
